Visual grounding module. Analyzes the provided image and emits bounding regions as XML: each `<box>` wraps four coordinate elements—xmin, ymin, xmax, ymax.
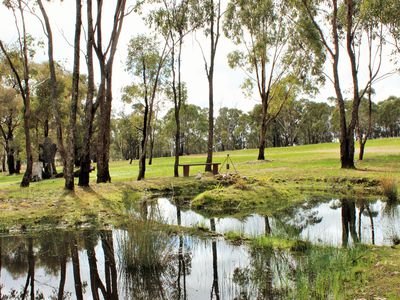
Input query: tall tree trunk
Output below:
<box><xmin>65</xmin><ymin>0</ymin><xmax>82</xmax><ymax>190</ymax></box>
<box><xmin>79</xmin><ymin>0</ymin><xmax>96</xmax><ymax>187</ymax></box>
<box><xmin>171</xmin><ymin>37</ymin><xmax>181</xmax><ymax>178</ymax></box>
<box><xmin>205</xmin><ymin>0</ymin><xmax>220</xmax><ymax>172</ymax></box>
<box><xmin>205</xmin><ymin>69</ymin><xmax>214</xmax><ymax>171</ymax></box>
<box><xmin>95</xmin><ymin>0</ymin><xmax>127</xmax><ymax>184</ymax></box>
<box><xmin>137</xmin><ymin>102</ymin><xmax>148</xmax><ymax>181</ymax></box>
<box><xmin>96</xmin><ymin>70</ymin><xmax>112</xmax><ymax>183</ymax></box>
<box><xmin>137</xmin><ymin>58</ymin><xmax>149</xmax><ymax>181</ymax></box>
<box><xmin>37</xmin><ymin>0</ymin><xmax>67</xmax><ymax>170</ymax></box>
<box><xmin>20</xmin><ymin>8</ymin><xmax>32</xmax><ymax>187</ymax></box>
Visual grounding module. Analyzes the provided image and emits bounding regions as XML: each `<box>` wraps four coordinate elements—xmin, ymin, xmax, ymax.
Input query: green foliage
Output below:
<box><xmin>293</xmin><ymin>246</ymin><xmax>367</xmax><ymax>299</ymax></box>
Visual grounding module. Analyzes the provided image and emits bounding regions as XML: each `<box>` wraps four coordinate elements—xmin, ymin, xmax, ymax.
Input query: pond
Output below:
<box><xmin>0</xmin><ymin>228</ymin><xmax>295</xmax><ymax>299</ymax></box>
<box><xmin>136</xmin><ymin>197</ymin><xmax>400</xmax><ymax>246</ymax></box>
<box><xmin>1</xmin><ymin>196</ymin><xmax>398</xmax><ymax>298</ymax></box>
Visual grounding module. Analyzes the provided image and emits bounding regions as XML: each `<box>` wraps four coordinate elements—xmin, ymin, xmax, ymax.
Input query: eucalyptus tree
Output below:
<box><xmin>37</xmin><ymin>0</ymin><xmax>67</xmax><ymax>170</ymax></box>
<box><xmin>64</xmin><ymin>0</ymin><xmax>82</xmax><ymax>190</ymax></box>
<box><xmin>149</xmin><ymin>0</ymin><xmax>199</xmax><ymax>177</ymax></box>
<box><xmin>78</xmin><ymin>0</ymin><xmax>95</xmax><ymax>186</ymax></box>
<box><xmin>125</xmin><ymin>35</ymin><xmax>169</xmax><ymax>180</ymax></box>
<box><xmin>381</xmin><ymin>0</ymin><xmax>400</xmax><ymax>54</ymax></box>
<box><xmin>0</xmin><ymin>0</ymin><xmax>34</xmax><ymax>187</ymax></box>
<box><xmin>196</xmin><ymin>0</ymin><xmax>222</xmax><ymax>171</ymax></box>
<box><xmin>352</xmin><ymin>0</ymin><xmax>386</xmax><ymax>160</ymax></box>
<box><xmin>224</xmin><ymin>0</ymin><xmax>322</xmax><ymax>160</ymax></box>
<box><xmin>294</xmin><ymin>0</ymin><xmax>385</xmax><ymax>168</ymax></box>
<box><xmin>94</xmin><ymin>0</ymin><xmax>127</xmax><ymax>183</ymax></box>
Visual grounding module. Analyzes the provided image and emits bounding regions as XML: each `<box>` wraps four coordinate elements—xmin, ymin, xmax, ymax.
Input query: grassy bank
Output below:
<box><xmin>0</xmin><ymin>137</ymin><xmax>399</xmax><ymax>299</ymax></box>
<box><xmin>0</xmin><ymin>137</ymin><xmax>398</xmax><ymax>229</ymax></box>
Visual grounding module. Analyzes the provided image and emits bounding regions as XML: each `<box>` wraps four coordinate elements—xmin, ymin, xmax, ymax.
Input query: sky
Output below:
<box><xmin>0</xmin><ymin>1</ymin><xmax>399</xmax><ymax>116</ymax></box>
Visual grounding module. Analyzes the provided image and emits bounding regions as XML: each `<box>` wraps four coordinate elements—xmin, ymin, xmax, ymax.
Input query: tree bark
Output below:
<box><xmin>148</xmin><ymin>124</ymin><xmax>155</xmax><ymax>165</ymax></box>
<box><xmin>205</xmin><ymin>0</ymin><xmax>220</xmax><ymax>172</ymax></box>
<box><xmin>95</xmin><ymin>0</ymin><xmax>127</xmax><ymax>183</ymax></box>
<box><xmin>79</xmin><ymin>0</ymin><xmax>96</xmax><ymax>187</ymax></box>
<box><xmin>137</xmin><ymin>58</ymin><xmax>149</xmax><ymax>181</ymax></box>
<box><xmin>257</xmin><ymin>91</ymin><xmax>268</xmax><ymax>160</ymax></box>
<box><xmin>65</xmin><ymin>0</ymin><xmax>82</xmax><ymax>190</ymax></box>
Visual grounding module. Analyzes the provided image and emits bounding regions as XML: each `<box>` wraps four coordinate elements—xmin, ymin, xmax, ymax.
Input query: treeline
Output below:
<box><xmin>111</xmin><ymin>96</ymin><xmax>400</xmax><ymax>161</ymax></box>
<box><xmin>0</xmin><ymin>0</ymin><xmax>400</xmax><ymax>189</ymax></box>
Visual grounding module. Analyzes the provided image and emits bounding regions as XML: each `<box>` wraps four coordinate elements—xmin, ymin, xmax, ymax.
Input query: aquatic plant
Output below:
<box><xmin>293</xmin><ymin>246</ymin><xmax>366</xmax><ymax>299</ymax></box>
<box><xmin>381</xmin><ymin>177</ymin><xmax>398</xmax><ymax>201</ymax></box>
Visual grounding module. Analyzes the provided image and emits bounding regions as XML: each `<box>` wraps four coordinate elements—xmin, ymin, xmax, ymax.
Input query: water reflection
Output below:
<box><xmin>0</xmin><ymin>228</ymin><xmax>256</xmax><ymax>299</ymax></box>
<box><xmin>138</xmin><ymin>197</ymin><xmax>400</xmax><ymax>246</ymax></box>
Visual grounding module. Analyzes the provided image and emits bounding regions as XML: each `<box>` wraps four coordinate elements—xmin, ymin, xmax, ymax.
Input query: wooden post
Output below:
<box><xmin>212</xmin><ymin>163</ymin><xmax>219</xmax><ymax>175</ymax></box>
<box><xmin>183</xmin><ymin>165</ymin><xmax>189</xmax><ymax>177</ymax></box>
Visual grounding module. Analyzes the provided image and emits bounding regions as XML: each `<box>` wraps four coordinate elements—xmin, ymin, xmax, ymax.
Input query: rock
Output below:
<box><xmin>31</xmin><ymin>162</ymin><xmax>43</xmax><ymax>182</ymax></box>
<box><xmin>195</xmin><ymin>172</ymin><xmax>202</xmax><ymax>180</ymax></box>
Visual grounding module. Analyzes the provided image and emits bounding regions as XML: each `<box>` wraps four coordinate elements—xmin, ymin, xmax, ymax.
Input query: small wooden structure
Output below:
<box><xmin>178</xmin><ymin>162</ymin><xmax>221</xmax><ymax>177</ymax></box>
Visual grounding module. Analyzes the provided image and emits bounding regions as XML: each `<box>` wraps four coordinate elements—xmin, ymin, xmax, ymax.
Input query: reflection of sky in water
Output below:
<box><xmin>150</xmin><ymin>198</ymin><xmax>400</xmax><ymax>246</ymax></box>
<box><xmin>0</xmin><ymin>231</ymin><xmax>251</xmax><ymax>299</ymax></box>
<box><xmin>2</xmin><ymin>198</ymin><xmax>397</xmax><ymax>297</ymax></box>
<box><xmin>152</xmin><ymin>198</ymin><xmax>267</xmax><ymax>236</ymax></box>
<box><xmin>299</xmin><ymin>200</ymin><xmax>400</xmax><ymax>246</ymax></box>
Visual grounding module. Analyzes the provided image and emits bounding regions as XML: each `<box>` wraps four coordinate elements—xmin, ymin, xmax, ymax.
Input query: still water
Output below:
<box><xmin>138</xmin><ymin>197</ymin><xmax>400</xmax><ymax>246</ymax></box>
<box><xmin>0</xmin><ymin>229</ymin><xmax>293</xmax><ymax>299</ymax></box>
<box><xmin>1</xmin><ymin>197</ymin><xmax>398</xmax><ymax>298</ymax></box>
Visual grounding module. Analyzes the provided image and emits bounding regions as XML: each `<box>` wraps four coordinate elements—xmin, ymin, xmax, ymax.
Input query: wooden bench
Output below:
<box><xmin>178</xmin><ymin>163</ymin><xmax>221</xmax><ymax>177</ymax></box>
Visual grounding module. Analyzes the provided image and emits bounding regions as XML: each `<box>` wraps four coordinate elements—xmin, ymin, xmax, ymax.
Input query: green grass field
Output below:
<box><xmin>1</xmin><ymin>137</ymin><xmax>399</xmax><ymax>187</ymax></box>
<box><xmin>0</xmin><ymin>137</ymin><xmax>398</xmax><ymax>229</ymax></box>
<box><xmin>0</xmin><ymin>138</ymin><xmax>399</xmax><ymax>298</ymax></box>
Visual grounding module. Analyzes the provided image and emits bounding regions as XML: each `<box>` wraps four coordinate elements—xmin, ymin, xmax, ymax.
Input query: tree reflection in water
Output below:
<box><xmin>118</xmin><ymin>197</ymin><xmax>193</xmax><ymax>299</ymax></box>
<box><xmin>341</xmin><ymin>199</ymin><xmax>359</xmax><ymax>247</ymax></box>
<box><xmin>232</xmin><ymin>245</ymin><xmax>294</xmax><ymax>299</ymax></box>
<box><xmin>210</xmin><ymin>218</ymin><xmax>219</xmax><ymax>300</ymax></box>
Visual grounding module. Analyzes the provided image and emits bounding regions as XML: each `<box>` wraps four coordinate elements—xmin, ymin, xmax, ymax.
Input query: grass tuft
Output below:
<box><xmin>381</xmin><ymin>177</ymin><xmax>398</xmax><ymax>201</ymax></box>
